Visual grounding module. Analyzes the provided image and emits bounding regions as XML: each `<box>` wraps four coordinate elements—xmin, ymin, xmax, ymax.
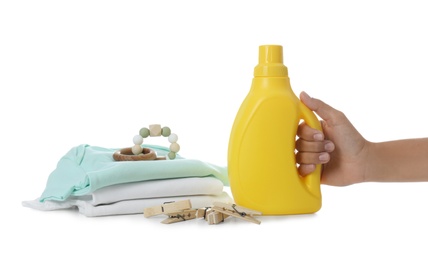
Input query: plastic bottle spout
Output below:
<box><xmin>254</xmin><ymin>45</ymin><xmax>288</xmax><ymax>77</ymax></box>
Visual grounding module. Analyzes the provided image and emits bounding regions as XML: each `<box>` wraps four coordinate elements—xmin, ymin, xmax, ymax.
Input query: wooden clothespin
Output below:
<box><xmin>196</xmin><ymin>207</ymin><xmax>212</xmax><ymax>219</ymax></box>
<box><xmin>144</xmin><ymin>199</ymin><xmax>192</xmax><ymax>218</ymax></box>
<box><xmin>210</xmin><ymin>202</ymin><xmax>262</xmax><ymax>225</ymax></box>
<box><xmin>161</xmin><ymin>209</ymin><xmax>197</xmax><ymax>224</ymax></box>
<box><xmin>143</xmin><ymin>200</ymin><xmax>262</xmax><ymax>225</ymax></box>
<box><xmin>206</xmin><ymin>210</ymin><xmax>229</xmax><ymax>225</ymax></box>
<box><xmin>196</xmin><ymin>207</ymin><xmax>230</xmax><ymax>224</ymax></box>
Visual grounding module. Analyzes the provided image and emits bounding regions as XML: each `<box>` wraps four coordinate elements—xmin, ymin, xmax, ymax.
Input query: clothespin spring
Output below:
<box><xmin>232</xmin><ymin>204</ymin><xmax>247</xmax><ymax>217</ymax></box>
<box><xmin>170</xmin><ymin>214</ymin><xmax>186</xmax><ymax>221</ymax></box>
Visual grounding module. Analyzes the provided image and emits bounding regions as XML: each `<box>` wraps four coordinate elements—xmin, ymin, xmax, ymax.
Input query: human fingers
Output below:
<box><xmin>295</xmin><ymin>151</ymin><xmax>330</xmax><ymax>165</ymax></box>
<box><xmin>298</xmin><ymin>164</ymin><xmax>316</xmax><ymax>176</ymax></box>
<box><xmin>297</xmin><ymin>122</ymin><xmax>324</xmax><ymax>141</ymax></box>
<box><xmin>296</xmin><ymin>138</ymin><xmax>335</xmax><ymax>153</ymax></box>
<box><xmin>300</xmin><ymin>91</ymin><xmax>339</xmax><ymax>123</ymax></box>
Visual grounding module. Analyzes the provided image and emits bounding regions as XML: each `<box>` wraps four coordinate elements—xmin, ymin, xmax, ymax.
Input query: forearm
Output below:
<box><xmin>365</xmin><ymin>138</ymin><xmax>428</xmax><ymax>182</ymax></box>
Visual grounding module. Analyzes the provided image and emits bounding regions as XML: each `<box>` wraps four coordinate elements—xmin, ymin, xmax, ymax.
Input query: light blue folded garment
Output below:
<box><xmin>39</xmin><ymin>144</ymin><xmax>229</xmax><ymax>202</ymax></box>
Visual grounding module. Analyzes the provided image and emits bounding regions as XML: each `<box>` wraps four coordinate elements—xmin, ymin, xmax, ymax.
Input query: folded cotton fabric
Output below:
<box><xmin>39</xmin><ymin>144</ymin><xmax>229</xmax><ymax>202</ymax></box>
<box><xmin>23</xmin><ymin>192</ymin><xmax>233</xmax><ymax>217</ymax></box>
<box><xmin>91</xmin><ymin>177</ymin><xmax>224</xmax><ymax>205</ymax></box>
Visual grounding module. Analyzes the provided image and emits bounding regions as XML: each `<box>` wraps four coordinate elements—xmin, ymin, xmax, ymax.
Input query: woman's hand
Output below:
<box><xmin>296</xmin><ymin>92</ymin><xmax>370</xmax><ymax>186</ymax></box>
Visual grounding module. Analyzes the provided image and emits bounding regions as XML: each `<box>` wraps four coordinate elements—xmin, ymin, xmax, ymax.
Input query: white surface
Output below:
<box><xmin>2</xmin><ymin>1</ymin><xmax>428</xmax><ymax>259</ymax></box>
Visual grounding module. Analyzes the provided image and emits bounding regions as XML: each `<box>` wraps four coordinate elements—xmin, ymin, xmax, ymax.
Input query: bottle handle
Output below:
<box><xmin>299</xmin><ymin>102</ymin><xmax>323</xmax><ymax>198</ymax></box>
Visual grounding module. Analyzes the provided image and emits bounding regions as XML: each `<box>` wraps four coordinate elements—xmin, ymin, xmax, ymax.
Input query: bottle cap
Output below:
<box><xmin>254</xmin><ymin>45</ymin><xmax>288</xmax><ymax>77</ymax></box>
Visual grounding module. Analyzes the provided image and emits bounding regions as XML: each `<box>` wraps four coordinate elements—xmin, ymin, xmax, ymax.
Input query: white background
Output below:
<box><xmin>1</xmin><ymin>0</ymin><xmax>428</xmax><ymax>259</ymax></box>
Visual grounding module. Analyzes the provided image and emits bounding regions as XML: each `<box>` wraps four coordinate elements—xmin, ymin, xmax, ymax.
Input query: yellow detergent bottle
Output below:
<box><xmin>228</xmin><ymin>45</ymin><xmax>323</xmax><ymax>215</ymax></box>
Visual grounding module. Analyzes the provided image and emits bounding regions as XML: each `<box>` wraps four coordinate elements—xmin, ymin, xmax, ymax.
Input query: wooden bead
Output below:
<box><xmin>128</xmin><ymin>125</ymin><xmax>180</xmax><ymax>160</ymax></box>
<box><xmin>170</xmin><ymin>142</ymin><xmax>180</xmax><ymax>153</ymax></box>
<box><xmin>133</xmin><ymin>135</ymin><xmax>144</xmax><ymax>145</ymax></box>
<box><xmin>161</xmin><ymin>127</ymin><xmax>171</xmax><ymax>137</ymax></box>
<box><xmin>139</xmin><ymin>127</ymin><xmax>150</xmax><ymax>138</ymax></box>
<box><xmin>168</xmin><ymin>152</ymin><xmax>176</xmax><ymax>160</ymax></box>
<box><xmin>132</xmin><ymin>144</ymin><xmax>143</xmax><ymax>155</ymax></box>
<box><xmin>168</xmin><ymin>133</ymin><xmax>178</xmax><ymax>143</ymax></box>
<box><xmin>149</xmin><ymin>124</ymin><xmax>162</xmax><ymax>137</ymax></box>
<box><xmin>113</xmin><ymin>147</ymin><xmax>157</xmax><ymax>161</ymax></box>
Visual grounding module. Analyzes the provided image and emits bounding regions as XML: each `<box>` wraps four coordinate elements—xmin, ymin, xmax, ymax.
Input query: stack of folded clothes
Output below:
<box><xmin>23</xmin><ymin>144</ymin><xmax>233</xmax><ymax>217</ymax></box>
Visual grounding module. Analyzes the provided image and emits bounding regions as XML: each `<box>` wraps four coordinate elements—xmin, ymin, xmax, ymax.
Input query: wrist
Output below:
<box><xmin>361</xmin><ymin>141</ymin><xmax>376</xmax><ymax>183</ymax></box>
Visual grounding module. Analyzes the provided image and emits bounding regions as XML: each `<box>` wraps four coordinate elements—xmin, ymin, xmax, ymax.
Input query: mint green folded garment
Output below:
<box><xmin>39</xmin><ymin>144</ymin><xmax>229</xmax><ymax>202</ymax></box>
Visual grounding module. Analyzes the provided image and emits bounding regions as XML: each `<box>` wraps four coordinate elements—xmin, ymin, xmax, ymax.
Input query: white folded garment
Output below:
<box><xmin>22</xmin><ymin>192</ymin><xmax>233</xmax><ymax>217</ymax></box>
<box><xmin>90</xmin><ymin>177</ymin><xmax>224</xmax><ymax>205</ymax></box>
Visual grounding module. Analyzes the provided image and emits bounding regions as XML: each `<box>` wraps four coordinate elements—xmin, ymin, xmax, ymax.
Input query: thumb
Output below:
<box><xmin>300</xmin><ymin>91</ymin><xmax>338</xmax><ymax>123</ymax></box>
